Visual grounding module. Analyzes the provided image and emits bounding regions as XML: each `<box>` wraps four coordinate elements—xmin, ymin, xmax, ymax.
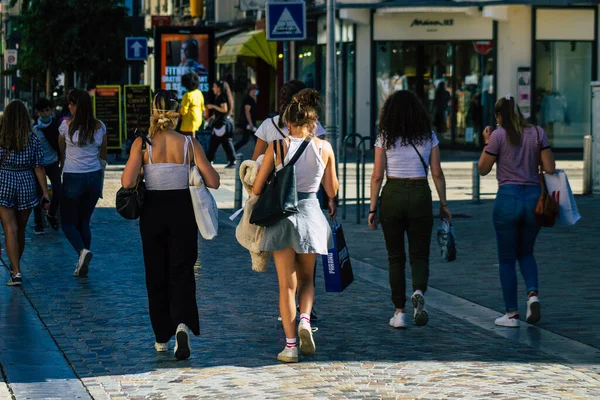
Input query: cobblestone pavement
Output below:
<box><xmin>340</xmin><ymin>196</ymin><xmax>600</xmax><ymax>350</ymax></box>
<box><xmin>1</xmin><ymin>180</ymin><xmax>598</xmax><ymax>399</ymax></box>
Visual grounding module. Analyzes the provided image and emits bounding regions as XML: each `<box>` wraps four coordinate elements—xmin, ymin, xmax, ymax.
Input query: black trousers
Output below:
<box><xmin>234</xmin><ymin>128</ymin><xmax>256</xmax><ymax>151</ymax></box>
<box><xmin>207</xmin><ymin>134</ymin><xmax>236</xmax><ymax>163</ymax></box>
<box><xmin>140</xmin><ymin>189</ymin><xmax>200</xmax><ymax>342</ymax></box>
<box><xmin>34</xmin><ymin>161</ymin><xmax>62</xmax><ymax>223</ymax></box>
<box><xmin>380</xmin><ymin>179</ymin><xmax>433</xmax><ymax>309</ymax></box>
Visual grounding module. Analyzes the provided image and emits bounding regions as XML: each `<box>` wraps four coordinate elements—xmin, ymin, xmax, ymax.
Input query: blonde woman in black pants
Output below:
<box><xmin>368</xmin><ymin>90</ymin><xmax>451</xmax><ymax>328</ymax></box>
<box><xmin>121</xmin><ymin>90</ymin><xmax>220</xmax><ymax>359</ymax></box>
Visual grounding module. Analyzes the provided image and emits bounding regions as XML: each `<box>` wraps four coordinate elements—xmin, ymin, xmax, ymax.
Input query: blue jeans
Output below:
<box><xmin>61</xmin><ymin>170</ymin><xmax>102</xmax><ymax>254</ymax></box>
<box><xmin>493</xmin><ymin>184</ymin><xmax>541</xmax><ymax>312</ymax></box>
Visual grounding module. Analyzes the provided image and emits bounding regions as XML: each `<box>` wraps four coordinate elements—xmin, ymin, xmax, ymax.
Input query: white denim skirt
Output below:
<box><xmin>260</xmin><ymin>193</ymin><xmax>332</xmax><ymax>255</ymax></box>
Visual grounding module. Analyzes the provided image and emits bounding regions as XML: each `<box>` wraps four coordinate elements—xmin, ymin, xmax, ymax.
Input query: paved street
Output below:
<box><xmin>0</xmin><ymin>165</ymin><xmax>599</xmax><ymax>399</ymax></box>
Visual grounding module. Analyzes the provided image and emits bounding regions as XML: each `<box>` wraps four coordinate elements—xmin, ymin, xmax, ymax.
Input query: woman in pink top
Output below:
<box><xmin>478</xmin><ymin>95</ymin><xmax>556</xmax><ymax>328</ymax></box>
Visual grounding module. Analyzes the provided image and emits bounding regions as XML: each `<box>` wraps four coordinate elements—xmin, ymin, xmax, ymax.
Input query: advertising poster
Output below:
<box><xmin>517</xmin><ymin>67</ymin><xmax>531</xmax><ymax>119</ymax></box>
<box><xmin>155</xmin><ymin>27</ymin><xmax>215</xmax><ymax>99</ymax></box>
<box><xmin>124</xmin><ymin>85</ymin><xmax>152</xmax><ymax>134</ymax></box>
<box><xmin>93</xmin><ymin>85</ymin><xmax>122</xmax><ymax>150</ymax></box>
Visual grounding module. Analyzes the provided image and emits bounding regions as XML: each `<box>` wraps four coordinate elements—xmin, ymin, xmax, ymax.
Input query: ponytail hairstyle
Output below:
<box><xmin>149</xmin><ymin>90</ymin><xmax>179</xmax><ymax>138</ymax></box>
<box><xmin>214</xmin><ymin>80</ymin><xmax>234</xmax><ymax>117</ymax></box>
<box><xmin>282</xmin><ymin>88</ymin><xmax>320</xmax><ymax>132</ymax></box>
<box><xmin>278</xmin><ymin>80</ymin><xmax>307</xmax><ymax>127</ymax></box>
<box><xmin>495</xmin><ymin>95</ymin><xmax>530</xmax><ymax>146</ymax></box>
<box><xmin>67</xmin><ymin>88</ymin><xmax>99</xmax><ymax>146</ymax></box>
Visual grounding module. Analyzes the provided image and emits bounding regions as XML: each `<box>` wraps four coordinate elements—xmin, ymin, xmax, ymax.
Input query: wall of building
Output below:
<box><xmin>496</xmin><ymin>6</ymin><xmax>531</xmax><ymax>99</ymax></box>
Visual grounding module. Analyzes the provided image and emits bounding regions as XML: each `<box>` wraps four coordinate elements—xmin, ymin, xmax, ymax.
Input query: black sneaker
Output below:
<box><xmin>46</xmin><ymin>215</ymin><xmax>59</xmax><ymax>231</ymax></box>
<box><xmin>224</xmin><ymin>161</ymin><xmax>236</xmax><ymax>169</ymax></box>
<box><xmin>6</xmin><ymin>274</ymin><xmax>22</xmax><ymax>286</ymax></box>
<box><xmin>34</xmin><ymin>224</ymin><xmax>45</xmax><ymax>235</ymax></box>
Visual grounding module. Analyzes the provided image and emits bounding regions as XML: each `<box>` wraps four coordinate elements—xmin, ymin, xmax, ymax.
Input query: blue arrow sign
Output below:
<box><xmin>266</xmin><ymin>1</ymin><xmax>306</xmax><ymax>41</ymax></box>
<box><xmin>125</xmin><ymin>37</ymin><xmax>148</xmax><ymax>61</ymax></box>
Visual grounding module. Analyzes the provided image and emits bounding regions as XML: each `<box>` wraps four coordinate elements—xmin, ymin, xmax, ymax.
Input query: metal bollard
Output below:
<box><xmin>472</xmin><ymin>161</ymin><xmax>480</xmax><ymax>204</ymax></box>
<box><xmin>234</xmin><ymin>153</ymin><xmax>244</xmax><ymax>210</ymax></box>
<box><xmin>583</xmin><ymin>135</ymin><xmax>592</xmax><ymax>195</ymax></box>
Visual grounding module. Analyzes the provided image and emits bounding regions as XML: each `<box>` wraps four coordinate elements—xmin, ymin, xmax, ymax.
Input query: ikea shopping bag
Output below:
<box><xmin>543</xmin><ymin>170</ymin><xmax>581</xmax><ymax>226</ymax></box>
<box><xmin>322</xmin><ymin>224</ymin><xmax>354</xmax><ymax>292</ymax></box>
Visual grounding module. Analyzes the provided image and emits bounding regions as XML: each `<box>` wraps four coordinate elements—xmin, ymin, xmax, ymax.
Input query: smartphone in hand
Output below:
<box><xmin>41</xmin><ymin>197</ymin><xmax>50</xmax><ymax>210</ymax></box>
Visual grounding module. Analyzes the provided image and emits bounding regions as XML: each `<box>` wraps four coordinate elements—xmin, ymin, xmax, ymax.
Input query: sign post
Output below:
<box><xmin>125</xmin><ymin>37</ymin><xmax>149</xmax><ymax>61</ymax></box>
<box><xmin>266</xmin><ymin>1</ymin><xmax>306</xmax><ymax>83</ymax></box>
<box><xmin>93</xmin><ymin>86</ymin><xmax>123</xmax><ymax>151</ymax></box>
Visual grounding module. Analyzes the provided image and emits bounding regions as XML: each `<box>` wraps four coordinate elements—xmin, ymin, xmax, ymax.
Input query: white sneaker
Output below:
<box><xmin>74</xmin><ymin>249</ymin><xmax>93</xmax><ymax>277</ymax></box>
<box><xmin>298</xmin><ymin>320</ymin><xmax>316</xmax><ymax>356</ymax></box>
<box><xmin>277</xmin><ymin>346</ymin><xmax>298</xmax><ymax>363</ymax></box>
<box><xmin>411</xmin><ymin>292</ymin><xmax>429</xmax><ymax>326</ymax></box>
<box><xmin>174</xmin><ymin>323</ymin><xmax>191</xmax><ymax>360</ymax></box>
<box><xmin>526</xmin><ymin>296</ymin><xmax>541</xmax><ymax>324</ymax></box>
<box><xmin>389</xmin><ymin>311</ymin><xmax>406</xmax><ymax>328</ymax></box>
<box><xmin>154</xmin><ymin>342</ymin><xmax>169</xmax><ymax>352</ymax></box>
<box><xmin>495</xmin><ymin>313</ymin><xmax>520</xmax><ymax>328</ymax></box>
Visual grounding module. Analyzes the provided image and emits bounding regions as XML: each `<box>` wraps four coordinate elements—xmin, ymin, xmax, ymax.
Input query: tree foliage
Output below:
<box><xmin>10</xmin><ymin>0</ymin><xmax>133</xmax><ymax>90</ymax></box>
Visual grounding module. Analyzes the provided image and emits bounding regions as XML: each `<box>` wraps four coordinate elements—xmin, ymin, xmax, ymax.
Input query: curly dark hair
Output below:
<box><xmin>278</xmin><ymin>80</ymin><xmax>307</xmax><ymax>127</ymax></box>
<box><xmin>377</xmin><ymin>90</ymin><xmax>433</xmax><ymax>149</ymax></box>
<box><xmin>181</xmin><ymin>72</ymin><xmax>199</xmax><ymax>91</ymax></box>
<box><xmin>282</xmin><ymin>89</ymin><xmax>320</xmax><ymax>131</ymax></box>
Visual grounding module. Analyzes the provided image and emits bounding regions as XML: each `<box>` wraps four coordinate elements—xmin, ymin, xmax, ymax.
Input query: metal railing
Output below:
<box><xmin>341</xmin><ymin>133</ymin><xmax>372</xmax><ymax>224</ymax></box>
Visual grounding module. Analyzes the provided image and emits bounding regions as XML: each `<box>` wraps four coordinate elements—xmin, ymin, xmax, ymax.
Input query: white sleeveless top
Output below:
<box><xmin>276</xmin><ymin>137</ymin><xmax>325</xmax><ymax>193</ymax></box>
<box><xmin>143</xmin><ymin>136</ymin><xmax>191</xmax><ymax>191</ymax></box>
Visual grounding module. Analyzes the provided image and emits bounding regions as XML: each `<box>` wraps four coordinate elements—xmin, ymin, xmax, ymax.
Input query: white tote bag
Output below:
<box><xmin>187</xmin><ymin>137</ymin><xmax>219</xmax><ymax>240</ymax></box>
<box><xmin>543</xmin><ymin>170</ymin><xmax>581</xmax><ymax>226</ymax></box>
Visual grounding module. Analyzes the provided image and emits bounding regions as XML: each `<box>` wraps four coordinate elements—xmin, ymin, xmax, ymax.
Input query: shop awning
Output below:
<box><xmin>215</xmin><ymin>30</ymin><xmax>277</xmax><ymax>69</ymax></box>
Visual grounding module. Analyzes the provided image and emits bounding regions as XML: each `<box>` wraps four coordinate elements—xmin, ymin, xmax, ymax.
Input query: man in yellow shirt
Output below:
<box><xmin>179</xmin><ymin>72</ymin><xmax>205</xmax><ymax>138</ymax></box>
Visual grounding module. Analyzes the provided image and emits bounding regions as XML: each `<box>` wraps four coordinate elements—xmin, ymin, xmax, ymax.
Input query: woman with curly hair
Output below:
<box><xmin>368</xmin><ymin>90</ymin><xmax>451</xmax><ymax>328</ymax></box>
<box><xmin>58</xmin><ymin>89</ymin><xmax>107</xmax><ymax>278</ymax></box>
<box><xmin>121</xmin><ymin>90</ymin><xmax>219</xmax><ymax>360</ymax></box>
<box><xmin>0</xmin><ymin>100</ymin><xmax>49</xmax><ymax>286</ymax></box>
<box><xmin>253</xmin><ymin>89</ymin><xmax>338</xmax><ymax>363</ymax></box>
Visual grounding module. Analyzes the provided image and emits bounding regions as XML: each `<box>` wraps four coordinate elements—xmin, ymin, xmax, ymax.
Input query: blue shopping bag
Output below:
<box><xmin>322</xmin><ymin>224</ymin><xmax>354</xmax><ymax>292</ymax></box>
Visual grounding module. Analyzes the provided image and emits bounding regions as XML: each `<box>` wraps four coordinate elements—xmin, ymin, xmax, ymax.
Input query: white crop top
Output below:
<box><xmin>275</xmin><ymin>137</ymin><xmax>325</xmax><ymax>193</ymax></box>
<box><xmin>374</xmin><ymin>133</ymin><xmax>439</xmax><ymax>178</ymax></box>
<box><xmin>59</xmin><ymin>120</ymin><xmax>106</xmax><ymax>174</ymax></box>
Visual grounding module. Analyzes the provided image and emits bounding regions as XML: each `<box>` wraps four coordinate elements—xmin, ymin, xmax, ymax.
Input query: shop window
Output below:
<box><xmin>535</xmin><ymin>41</ymin><xmax>592</xmax><ymax>148</ymax></box>
<box><xmin>296</xmin><ymin>45</ymin><xmax>317</xmax><ymax>89</ymax></box>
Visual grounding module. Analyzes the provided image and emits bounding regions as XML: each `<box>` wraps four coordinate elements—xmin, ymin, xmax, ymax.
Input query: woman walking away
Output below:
<box><xmin>179</xmin><ymin>72</ymin><xmax>205</xmax><ymax>138</ymax></box>
<box><xmin>251</xmin><ymin>80</ymin><xmax>326</xmax><ymax>161</ymax></box>
<box><xmin>254</xmin><ymin>89</ymin><xmax>338</xmax><ymax>363</ymax></box>
<box><xmin>206</xmin><ymin>80</ymin><xmax>236</xmax><ymax>168</ymax></box>
<box><xmin>121</xmin><ymin>90</ymin><xmax>219</xmax><ymax>360</ymax></box>
<box><xmin>58</xmin><ymin>88</ymin><xmax>107</xmax><ymax>278</ymax></box>
<box><xmin>368</xmin><ymin>90</ymin><xmax>451</xmax><ymax>328</ymax></box>
<box><xmin>478</xmin><ymin>95</ymin><xmax>555</xmax><ymax>327</ymax></box>
<box><xmin>0</xmin><ymin>100</ymin><xmax>50</xmax><ymax>286</ymax></box>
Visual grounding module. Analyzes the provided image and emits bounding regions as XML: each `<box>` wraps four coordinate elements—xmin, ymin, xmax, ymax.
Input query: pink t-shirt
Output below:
<box><xmin>485</xmin><ymin>126</ymin><xmax>550</xmax><ymax>186</ymax></box>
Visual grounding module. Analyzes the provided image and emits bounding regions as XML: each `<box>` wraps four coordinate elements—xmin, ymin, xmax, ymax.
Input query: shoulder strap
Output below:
<box><xmin>137</xmin><ymin>130</ymin><xmax>152</xmax><ymax>163</ymax></box>
<box><xmin>271</xmin><ymin>118</ymin><xmax>287</xmax><ymax>139</ymax></box>
<box><xmin>535</xmin><ymin>126</ymin><xmax>548</xmax><ymax>194</ymax></box>
<box><xmin>183</xmin><ymin>136</ymin><xmax>191</xmax><ymax>165</ymax></box>
<box><xmin>410</xmin><ymin>142</ymin><xmax>428</xmax><ymax>175</ymax></box>
<box><xmin>286</xmin><ymin>136</ymin><xmax>313</xmax><ymax>168</ymax></box>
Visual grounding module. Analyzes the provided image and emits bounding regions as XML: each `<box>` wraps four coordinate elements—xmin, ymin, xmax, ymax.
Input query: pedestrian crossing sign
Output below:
<box><xmin>266</xmin><ymin>1</ymin><xmax>306</xmax><ymax>41</ymax></box>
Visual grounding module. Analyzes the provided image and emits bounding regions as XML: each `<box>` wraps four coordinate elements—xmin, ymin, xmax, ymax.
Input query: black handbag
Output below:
<box><xmin>250</xmin><ymin>136</ymin><xmax>313</xmax><ymax>227</ymax></box>
<box><xmin>115</xmin><ymin>132</ymin><xmax>151</xmax><ymax>220</ymax></box>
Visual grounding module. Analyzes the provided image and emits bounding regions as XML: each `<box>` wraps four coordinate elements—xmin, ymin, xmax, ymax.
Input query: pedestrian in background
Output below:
<box><xmin>179</xmin><ymin>72</ymin><xmax>205</xmax><ymax>138</ymax></box>
<box><xmin>206</xmin><ymin>80</ymin><xmax>236</xmax><ymax>168</ymax></box>
<box><xmin>478</xmin><ymin>95</ymin><xmax>555</xmax><ymax>327</ymax></box>
<box><xmin>251</xmin><ymin>80</ymin><xmax>326</xmax><ymax>161</ymax></box>
<box><xmin>121</xmin><ymin>90</ymin><xmax>219</xmax><ymax>360</ymax></box>
<box><xmin>32</xmin><ymin>98</ymin><xmax>62</xmax><ymax>234</ymax></box>
<box><xmin>368</xmin><ymin>90</ymin><xmax>451</xmax><ymax>328</ymax></box>
<box><xmin>0</xmin><ymin>100</ymin><xmax>49</xmax><ymax>286</ymax></box>
<box><xmin>253</xmin><ymin>89</ymin><xmax>338</xmax><ymax>363</ymax></box>
<box><xmin>58</xmin><ymin>88</ymin><xmax>107</xmax><ymax>278</ymax></box>
<box><xmin>234</xmin><ymin>84</ymin><xmax>259</xmax><ymax>152</ymax></box>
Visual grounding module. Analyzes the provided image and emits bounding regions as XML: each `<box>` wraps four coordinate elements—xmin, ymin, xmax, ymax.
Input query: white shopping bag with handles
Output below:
<box><xmin>543</xmin><ymin>170</ymin><xmax>581</xmax><ymax>226</ymax></box>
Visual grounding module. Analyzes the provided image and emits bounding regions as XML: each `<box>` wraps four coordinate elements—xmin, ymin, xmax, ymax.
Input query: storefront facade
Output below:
<box><xmin>327</xmin><ymin>1</ymin><xmax>600</xmax><ymax>150</ymax></box>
